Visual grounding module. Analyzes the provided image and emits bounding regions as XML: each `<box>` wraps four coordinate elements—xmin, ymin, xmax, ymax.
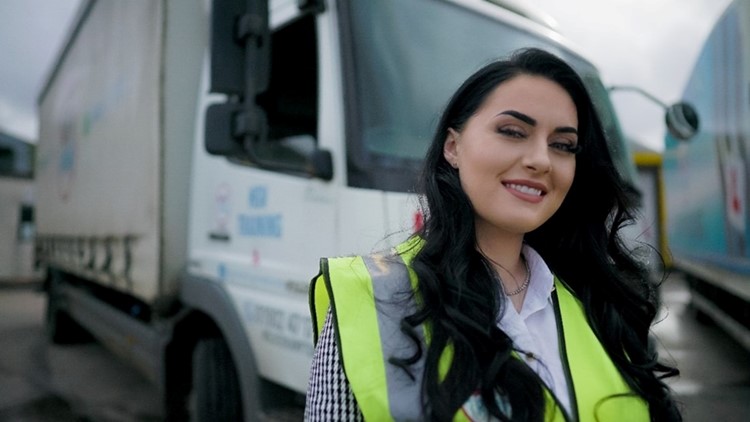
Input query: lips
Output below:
<box><xmin>505</xmin><ymin>183</ymin><xmax>543</xmax><ymax>196</ymax></box>
<box><xmin>502</xmin><ymin>180</ymin><xmax>547</xmax><ymax>197</ymax></box>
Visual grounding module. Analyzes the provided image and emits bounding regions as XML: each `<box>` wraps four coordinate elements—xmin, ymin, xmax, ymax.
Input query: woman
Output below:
<box><xmin>306</xmin><ymin>48</ymin><xmax>681</xmax><ymax>421</ymax></box>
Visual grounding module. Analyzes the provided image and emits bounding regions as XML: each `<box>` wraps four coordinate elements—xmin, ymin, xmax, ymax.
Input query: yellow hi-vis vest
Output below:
<box><xmin>310</xmin><ymin>239</ymin><xmax>650</xmax><ymax>421</ymax></box>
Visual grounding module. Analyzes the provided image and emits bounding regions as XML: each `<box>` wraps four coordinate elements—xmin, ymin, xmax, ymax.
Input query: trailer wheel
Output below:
<box><xmin>191</xmin><ymin>337</ymin><xmax>243</xmax><ymax>421</ymax></box>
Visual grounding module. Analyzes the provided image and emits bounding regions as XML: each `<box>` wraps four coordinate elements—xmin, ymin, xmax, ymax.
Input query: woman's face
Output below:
<box><xmin>443</xmin><ymin>74</ymin><xmax>578</xmax><ymax>239</ymax></box>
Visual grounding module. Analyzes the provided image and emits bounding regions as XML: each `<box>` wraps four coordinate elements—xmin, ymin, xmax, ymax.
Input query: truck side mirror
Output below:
<box><xmin>209</xmin><ymin>0</ymin><xmax>269</xmax><ymax>96</ymax></box>
<box><xmin>206</xmin><ymin>0</ymin><xmax>270</xmax><ymax>152</ymax></box>
<box><xmin>206</xmin><ymin>101</ymin><xmax>276</xmax><ymax>157</ymax></box>
<box><xmin>205</xmin><ymin>0</ymin><xmax>333</xmax><ymax>180</ymax></box>
<box><xmin>665</xmin><ymin>102</ymin><xmax>699</xmax><ymax>141</ymax></box>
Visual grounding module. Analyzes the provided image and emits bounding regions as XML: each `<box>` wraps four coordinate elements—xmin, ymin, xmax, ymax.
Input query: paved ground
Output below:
<box><xmin>654</xmin><ymin>273</ymin><xmax>750</xmax><ymax>421</ymax></box>
<box><xmin>0</xmin><ymin>273</ymin><xmax>748</xmax><ymax>421</ymax></box>
<box><xmin>0</xmin><ymin>281</ymin><xmax>162</xmax><ymax>422</ymax></box>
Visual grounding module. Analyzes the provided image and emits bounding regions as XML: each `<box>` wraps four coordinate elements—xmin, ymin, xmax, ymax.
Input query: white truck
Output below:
<box><xmin>36</xmin><ymin>0</ymin><xmax>642</xmax><ymax>419</ymax></box>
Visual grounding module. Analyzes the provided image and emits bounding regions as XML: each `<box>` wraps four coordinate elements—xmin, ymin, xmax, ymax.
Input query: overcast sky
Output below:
<box><xmin>0</xmin><ymin>0</ymin><xmax>81</xmax><ymax>142</ymax></box>
<box><xmin>0</xmin><ymin>0</ymin><xmax>734</xmax><ymax>151</ymax></box>
<box><xmin>526</xmin><ymin>0</ymin><xmax>733</xmax><ymax>151</ymax></box>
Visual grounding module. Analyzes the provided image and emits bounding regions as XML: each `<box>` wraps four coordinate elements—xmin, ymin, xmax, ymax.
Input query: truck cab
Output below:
<box><xmin>191</xmin><ymin>0</ymin><xmax>637</xmax><ymax>405</ymax></box>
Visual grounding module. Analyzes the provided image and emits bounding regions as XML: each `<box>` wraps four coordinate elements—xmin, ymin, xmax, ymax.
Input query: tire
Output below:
<box><xmin>191</xmin><ymin>337</ymin><xmax>243</xmax><ymax>421</ymax></box>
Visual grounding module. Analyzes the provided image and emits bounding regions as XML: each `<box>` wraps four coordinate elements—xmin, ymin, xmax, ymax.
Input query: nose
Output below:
<box><xmin>523</xmin><ymin>137</ymin><xmax>552</xmax><ymax>173</ymax></box>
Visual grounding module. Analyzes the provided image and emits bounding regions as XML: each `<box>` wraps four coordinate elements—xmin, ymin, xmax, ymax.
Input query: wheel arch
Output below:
<box><xmin>166</xmin><ymin>272</ymin><xmax>262</xmax><ymax>421</ymax></box>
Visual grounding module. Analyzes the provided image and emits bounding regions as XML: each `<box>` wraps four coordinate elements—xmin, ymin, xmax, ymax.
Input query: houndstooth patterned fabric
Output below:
<box><xmin>305</xmin><ymin>310</ymin><xmax>365</xmax><ymax>421</ymax></box>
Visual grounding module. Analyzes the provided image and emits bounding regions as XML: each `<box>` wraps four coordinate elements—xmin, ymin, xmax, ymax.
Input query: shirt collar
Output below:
<box><xmin>513</xmin><ymin>244</ymin><xmax>554</xmax><ymax>318</ymax></box>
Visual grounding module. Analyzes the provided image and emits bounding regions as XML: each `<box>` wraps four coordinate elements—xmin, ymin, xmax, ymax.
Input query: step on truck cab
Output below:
<box><xmin>35</xmin><ymin>0</ymin><xmax>637</xmax><ymax>419</ymax></box>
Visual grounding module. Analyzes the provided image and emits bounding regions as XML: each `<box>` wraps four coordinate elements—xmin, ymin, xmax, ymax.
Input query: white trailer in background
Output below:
<box><xmin>0</xmin><ymin>133</ymin><xmax>36</xmax><ymax>283</ymax></box>
<box><xmin>36</xmin><ymin>0</ymin><xmax>640</xmax><ymax>419</ymax></box>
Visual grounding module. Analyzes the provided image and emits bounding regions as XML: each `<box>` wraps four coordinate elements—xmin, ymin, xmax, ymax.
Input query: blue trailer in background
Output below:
<box><xmin>663</xmin><ymin>0</ymin><xmax>750</xmax><ymax>351</ymax></box>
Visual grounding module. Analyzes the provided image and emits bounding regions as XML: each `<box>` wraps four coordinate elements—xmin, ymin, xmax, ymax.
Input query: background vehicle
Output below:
<box><xmin>36</xmin><ymin>0</ymin><xmax>639</xmax><ymax>419</ymax></box>
<box><xmin>628</xmin><ymin>149</ymin><xmax>670</xmax><ymax>273</ymax></box>
<box><xmin>0</xmin><ymin>131</ymin><xmax>35</xmax><ymax>283</ymax></box>
<box><xmin>663</xmin><ymin>0</ymin><xmax>750</xmax><ymax>351</ymax></box>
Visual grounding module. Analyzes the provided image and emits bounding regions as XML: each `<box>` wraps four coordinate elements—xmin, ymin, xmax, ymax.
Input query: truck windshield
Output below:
<box><xmin>342</xmin><ymin>0</ymin><xmax>634</xmax><ymax>191</ymax></box>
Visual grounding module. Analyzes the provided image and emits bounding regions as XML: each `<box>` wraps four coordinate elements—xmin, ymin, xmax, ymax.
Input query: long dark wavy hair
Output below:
<box><xmin>397</xmin><ymin>48</ymin><xmax>681</xmax><ymax>421</ymax></box>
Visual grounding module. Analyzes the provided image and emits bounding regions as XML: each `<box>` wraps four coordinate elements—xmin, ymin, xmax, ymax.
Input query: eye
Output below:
<box><xmin>497</xmin><ymin>126</ymin><xmax>526</xmax><ymax>139</ymax></box>
<box><xmin>550</xmin><ymin>140</ymin><xmax>582</xmax><ymax>155</ymax></box>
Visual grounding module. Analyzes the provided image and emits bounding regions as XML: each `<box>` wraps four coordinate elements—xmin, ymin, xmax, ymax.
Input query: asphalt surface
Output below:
<box><xmin>654</xmin><ymin>273</ymin><xmax>750</xmax><ymax>421</ymax></box>
<box><xmin>0</xmin><ymin>273</ymin><xmax>748</xmax><ymax>421</ymax></box>
<box><xmin>0</xmin><ymin>281</ymin><xmax>162</xmax><ymax>422</ymax></box>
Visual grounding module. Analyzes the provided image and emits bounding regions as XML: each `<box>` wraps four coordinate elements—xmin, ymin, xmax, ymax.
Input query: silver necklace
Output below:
<box><xmin>505</xmin><ymin>257</ymin><xmax>531</xmax><ymax>296</ymax></box>
<box><xmin>482</xmin><ymin>253</ymin><xmax>531</xmax><ymax>296</ymax></box>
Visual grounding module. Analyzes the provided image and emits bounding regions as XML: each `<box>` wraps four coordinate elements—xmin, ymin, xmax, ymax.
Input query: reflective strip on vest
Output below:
<box><xmin>311</xmin><ymin>255</ymin><xmax>392</xmax><ymax>420</ymax></box>
<box><xmin>310</xmin><ymin>240</ymin><xmax>650</xmax><ymax>421</ymax></box>
<box><xmin>362</xmin><ymin>253</ymin><xmax>427</xmax><ymax>420</ymax></box>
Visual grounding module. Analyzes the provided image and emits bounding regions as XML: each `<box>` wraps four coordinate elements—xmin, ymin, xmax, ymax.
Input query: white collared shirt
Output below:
<box><xmin>497</xmin><ymin>244</ymin><xmax>572</xmax><ymax>415</ymax></box>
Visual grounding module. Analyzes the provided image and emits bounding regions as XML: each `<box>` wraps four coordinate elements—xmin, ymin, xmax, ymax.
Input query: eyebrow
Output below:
<box><xmin>498</xmin><ymin>110</ymin><xmax>578</xmax><ymax>135</ymax></box>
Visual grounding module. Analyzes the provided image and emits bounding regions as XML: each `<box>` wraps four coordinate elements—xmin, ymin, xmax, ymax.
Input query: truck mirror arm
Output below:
<box><xmin>297</xmin><ymin>0</ymin><xmax>326</xmax><ymax>14</ymax></box>
<box><xmin>608</xmin><ymin>85</ymin><xmax>668</xmax><ymax>108</ymax></box>
<box><xmin>240</xmin><ymin>136</ymin><xmax>334</xmax><ymax>181</ymax></box>
<box><xmin>230</xmin><ymin>110</ymin><xmax>334</xmax><ymax>180</ymax></box>
<box><xmin>608</xmin><ymin>85</ymin><xmax>700</xmax><ymax>141</ymax></box>
<box><xmin>235</xmin><ymin>13</ymin><xmax>265</xmax><ymax>42</ymax></box>
<box><xmin>205</xmin><ymin>104</ymin><xmax>334</xmax><ymax>180</ymax></box>
<box><xmin>309</xmin><ymin>149</ymin><xmax>333</xmax><ymax>181</ymax></box>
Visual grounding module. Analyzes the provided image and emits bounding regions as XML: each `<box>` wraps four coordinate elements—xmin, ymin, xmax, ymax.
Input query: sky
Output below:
<box><xmin>0</xmin><ymin>0</ymin><xmax>81</xmax><ymax>142</ymax></box>
<box><xmin>525</xmin><ymin>0</ymin><xmax>733</xmax><ymax>151</ymax></box>
<box><xmin>0</xmin><ymin>0</ymin><xmax>735</xmax><ymax>151</ymax></box>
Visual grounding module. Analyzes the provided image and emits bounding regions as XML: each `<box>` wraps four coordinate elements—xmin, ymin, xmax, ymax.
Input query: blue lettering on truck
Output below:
<box><xmin>238</xmin><ymin>214</ymin><xmax>282</xmax><ymax>237</ymax></box>
<box><xmin>238</xmin><ymin>185</ymin><xmax>283</xmax><ymax>237</ymax></box>
<box><xmin>248</xmin><ymin>186</ymin><xmax>268</xmax><ymax>208</ymax></box>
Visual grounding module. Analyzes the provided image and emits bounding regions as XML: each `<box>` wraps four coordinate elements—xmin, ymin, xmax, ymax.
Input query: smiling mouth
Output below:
<box><xmin>504</xmin><ymin>182</ymin><xmax>545</xmax><ymax>196</ymax></box>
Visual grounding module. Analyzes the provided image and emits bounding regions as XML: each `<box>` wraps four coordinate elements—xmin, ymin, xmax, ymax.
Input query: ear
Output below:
<box><xmin>443</xmin><ymin>128</ymin><xmax>460</xmax><ymax>168</ymax></box>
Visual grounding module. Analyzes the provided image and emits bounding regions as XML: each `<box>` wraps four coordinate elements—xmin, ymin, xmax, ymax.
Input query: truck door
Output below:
<box><xmin>189</xmin><ymin>6</ymin><xmax>339</xmax><ymax>393</ymax></box>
